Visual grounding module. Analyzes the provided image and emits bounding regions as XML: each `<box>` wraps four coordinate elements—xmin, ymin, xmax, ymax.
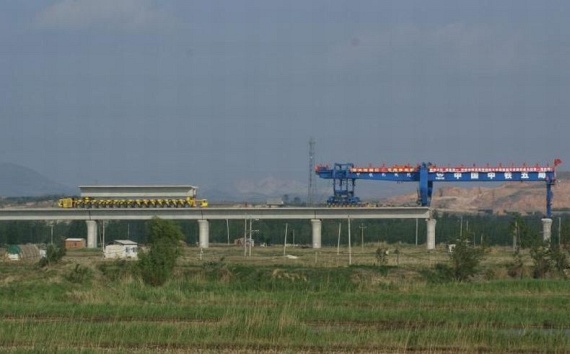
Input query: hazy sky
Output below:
<box><xmin>1</xmin><ymin>0</ymin><xmax>569</xmax><ymax>193</ymax></box>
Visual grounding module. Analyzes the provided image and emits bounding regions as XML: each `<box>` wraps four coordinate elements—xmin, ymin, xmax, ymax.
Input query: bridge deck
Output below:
<box><xmin>0</xmin><ymin>207</ymin><xmax>431</xmax><ymax>221</ymax></box>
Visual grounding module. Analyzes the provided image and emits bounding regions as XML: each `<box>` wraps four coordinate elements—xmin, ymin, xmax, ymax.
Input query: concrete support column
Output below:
<box><xmin>311</xmin><ymin>219</ymin><xmax>322</xmax><ymax>249</ymax></box>
<box><xmin>542</xmin><ymin>218</ymin><xmax>553</xmax><ymax>242</ymax></box>
<box><xmin>198</xmin><ymin>219</ymin><xmax>209</xmax><ymax>249</ymax></box>
<box><xmin>426</xmin><ymin>218</ymin><xmax>437</xmax><ymax>250</ymax></box>
<box><xmin>86</xmin><ymin>220</ymin><xmax>98</xmax><ymax>248</ymax></box>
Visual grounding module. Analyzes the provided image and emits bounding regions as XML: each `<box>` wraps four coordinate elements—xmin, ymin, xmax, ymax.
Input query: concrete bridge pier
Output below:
<box><xmin>86</xmin><ymin>220</ymin><xmax>98</xmax><ymax>248</ymax></box>
<box><xmin>198</xmin><ymin>219</ymin><xmax>209</xmax><ymax>249</ymax></box>
<box><xmin>542</xmin><ymin>218</ymin><xmax>553</xmax><ymax>242</ymax></box>
<box><xmin>311</xmin><ymin>219</ymin><xmax>322</xmax><ymax>249</ymax></box>
<box><xmin>426</xmin><ymin>218</ymin><xmax>436</xmax><ymax>250</ymax></box>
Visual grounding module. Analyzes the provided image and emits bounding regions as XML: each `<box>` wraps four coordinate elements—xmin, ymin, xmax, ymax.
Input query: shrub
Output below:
<box><xmin>425</xmin><ymin>236</ymin><xmax>486</xmax><ymax>283</ymax></box>
<box><xmin>138</xmin><ymin>217</ymin><xmax>183</xmax><ymax>286</ymax></box>
<box><xmin>38</xmin><ymin>244</ymin><xmax>66</xmax><ymax>267</ymax></box>
<box><xmin>530</xmin><ymin>243</ymin><xmax>552</xmax><ymax>278</ymax></box>
<box><xmin>507</xmin><ymin>249</ymin><xmax>525</xmax><ymax>279</ymax></box>
<box><xmin>530</xmin><ymin>242</ymin><xmax>569</xmax><ymax>279</ymax></box>
<box><xmin>551</xmin><ymin>246</ymin><xmax>569</xmax><ymax>277</ymax></box>
<box><xmin>375</xmin><ymin>247</ymin><xmax>389</xmax><ymax>265</ymax></box>
<box><xmin>98</xmin><ymin>260</ymin><xmax>137</xmax><ymax>282</ymax></box>
<box><xmin>448</xmin><ymin>237</ymin><xmax>486</xmax><ymax>281</ymax></box>
<box><xmin>65</xmin><ymin>264</ymin><xmax>92</xmax><ymax>284</ymax></box>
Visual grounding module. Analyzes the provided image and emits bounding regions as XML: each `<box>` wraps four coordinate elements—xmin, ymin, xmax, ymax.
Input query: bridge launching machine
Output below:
<box><xmin>58</xmin><ymin>185</ymin><xmax>208</xmax><ymax>208</ymax></box>
<box><xmin>315</xmin><ymin>159</ymin><xmax>561</xmax><ymax>217</ymax></box>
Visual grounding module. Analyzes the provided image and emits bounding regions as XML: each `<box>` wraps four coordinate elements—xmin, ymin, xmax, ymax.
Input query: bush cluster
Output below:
<box><xmin>426</xmin><ymin>236</ymin><xmax>486</xmax><ymax>282</ymax></box>
<box><xmin>530</xmin><ymin>243</ymin><xmax>569</xmax><ymax>278</ymax></box>
<box><xmin>137</xmin><ymin>217</ymin><xmax>183</xmax><ymax>286</ymax></box>
<box><xmin>38</xmin><ymin>244</ymin><xmax>66</xmax><ymax>268</ymax></box>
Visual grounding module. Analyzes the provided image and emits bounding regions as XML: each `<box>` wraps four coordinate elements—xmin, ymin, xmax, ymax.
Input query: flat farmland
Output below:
<box><xmin>1</xmin><ymin>245</ymin><xmax>569</xmax><ymax>353</ymax></box>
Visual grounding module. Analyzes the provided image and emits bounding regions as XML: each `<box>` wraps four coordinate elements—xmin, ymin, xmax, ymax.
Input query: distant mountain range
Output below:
<box><xmin>0</xmin><ymin>163</ymin><xmax>76</xmax><ymax>197</ymax></box>
<box><xmin>0</xmin><ymin>163</ymin><xmax>310</xmax><ymax>202</ymax></box>
<box><xmin>200</xmin><ymin>176</ymin><xmax>314</xmax><ymax>203</ymax></box>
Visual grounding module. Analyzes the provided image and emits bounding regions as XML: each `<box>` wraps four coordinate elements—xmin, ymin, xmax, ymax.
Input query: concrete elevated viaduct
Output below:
<box><xmin>0</xmin><ymin>207</ymin><xmax>554</xmax><ymax>249</ymax></box>
<box><xmin>0</xmin><ymin>207</ymin><xmax>437</xmax><ymax>249</ymax></box>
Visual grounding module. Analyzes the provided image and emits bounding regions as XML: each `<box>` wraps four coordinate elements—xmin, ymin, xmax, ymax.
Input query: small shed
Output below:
<box><xmin>65</xmin><ymin>238</ymin><xmax>86</xmax><ymax>250</ymax></box>
<box><xmin>104</xmin><ymin>240</ymin><xmax>138</xmax><ymax>259</ymax></box>
<box><xmin>5</xmin><ymin>244</ymin><xmax>41</xmax><ymax>262</ymax></box>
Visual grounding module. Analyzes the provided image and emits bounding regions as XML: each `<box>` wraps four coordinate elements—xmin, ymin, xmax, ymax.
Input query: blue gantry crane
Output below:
<box><xmin>315</xmin><ymin>159</ymin><xmax>561</xmax><ymax>217</ymax></box>
<box><xmin>317</xmin><ymin>163</ymin><xmax>362</xmax><ymax>206</ymax></box>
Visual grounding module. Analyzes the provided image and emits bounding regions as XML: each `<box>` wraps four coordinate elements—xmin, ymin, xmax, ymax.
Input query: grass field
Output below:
<box><xmin>1</xmin><ymin>244</ymin><xmax>569</xmax><ymax>353</ymax></box>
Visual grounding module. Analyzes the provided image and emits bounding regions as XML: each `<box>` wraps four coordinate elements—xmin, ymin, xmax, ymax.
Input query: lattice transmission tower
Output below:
<box><xmin>307</xmin><ymin>137</ymin><xmax>317</xmax><ymax>205</ymax></box>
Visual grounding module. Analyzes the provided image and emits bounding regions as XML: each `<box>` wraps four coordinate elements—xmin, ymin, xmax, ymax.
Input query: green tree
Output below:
<box><xmin>427</xmin><ymin>235</ymin><xmax>486</xmax><ymax>283</ymax></box>
<box><xmin>509</xmin><ymin>214</ymin><xmax>539</xmax><ymax>249</ymax></box>
<box><xmin>530</xmin><ymin>242</ymin><xmax>569</xmax><ymax>279</ymax></box>
<box><xmin>448</xmin><ymin>237</ymin><xmax>486</xmax><ymax>281</ymax></box>
<box><xmin>138</xmin><ymin>217</ymin><xmax>183</xmax><ymax>286</ymax></box>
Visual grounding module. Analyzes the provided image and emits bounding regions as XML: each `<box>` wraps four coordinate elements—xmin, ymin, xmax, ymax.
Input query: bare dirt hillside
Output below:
<box><xmin>381</xmin><ymin>171</ymin><xmax>570</xmax><ymax>215</ymax></box>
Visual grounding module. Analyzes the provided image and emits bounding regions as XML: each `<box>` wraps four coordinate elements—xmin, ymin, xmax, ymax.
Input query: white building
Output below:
<box><xmin>104</xmin><ymin>240</ymin><xmax>138</xmax><ymax>259</ymax></box>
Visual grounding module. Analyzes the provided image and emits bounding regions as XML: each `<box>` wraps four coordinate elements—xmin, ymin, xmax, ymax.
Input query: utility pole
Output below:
<box><xmin>243</xmin><ymin>218</ymin><xmax>247</xmax><ymax>257</ymax></box>
<box><xmin>359</xmin><ymin>223</ymin><xmax>367</xmax><ymax>252</ymax></box>
<box><xmin>249</xmin><ymin>218</ymin><xmax>253</xmax><ymax>257</ymax></box>
<box><xmin>226</xmin><ymin>219</ymin><xmax>230</xmax><ymax>245</ymax></box>
<box><xmin>283</xmin><ymin>223</ymin><xmax>288</xmax><ymax>256</ymax></box>
<box><xmin>415</xmin><ymin>218</ymin><xmax>418</xmax><ymax>246</ymax></box>
<box><xmin>247</xmin><ymin>218</ymin><xmax>258</xmax><ymax>257</ymax></box>
<box><xmin>559</xmin><ymin>217</ymin><xmax>562</xmax><ymax>247</ymax></box>
<box><xmin>337</xmin><ymin>222</ymin><xmax>341</xmax><ymax>255</ymax></box>
<box><xmin>348</xmin><ymin>216</ymin><xmax>352</xmax><ymax>265</ymax></box>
